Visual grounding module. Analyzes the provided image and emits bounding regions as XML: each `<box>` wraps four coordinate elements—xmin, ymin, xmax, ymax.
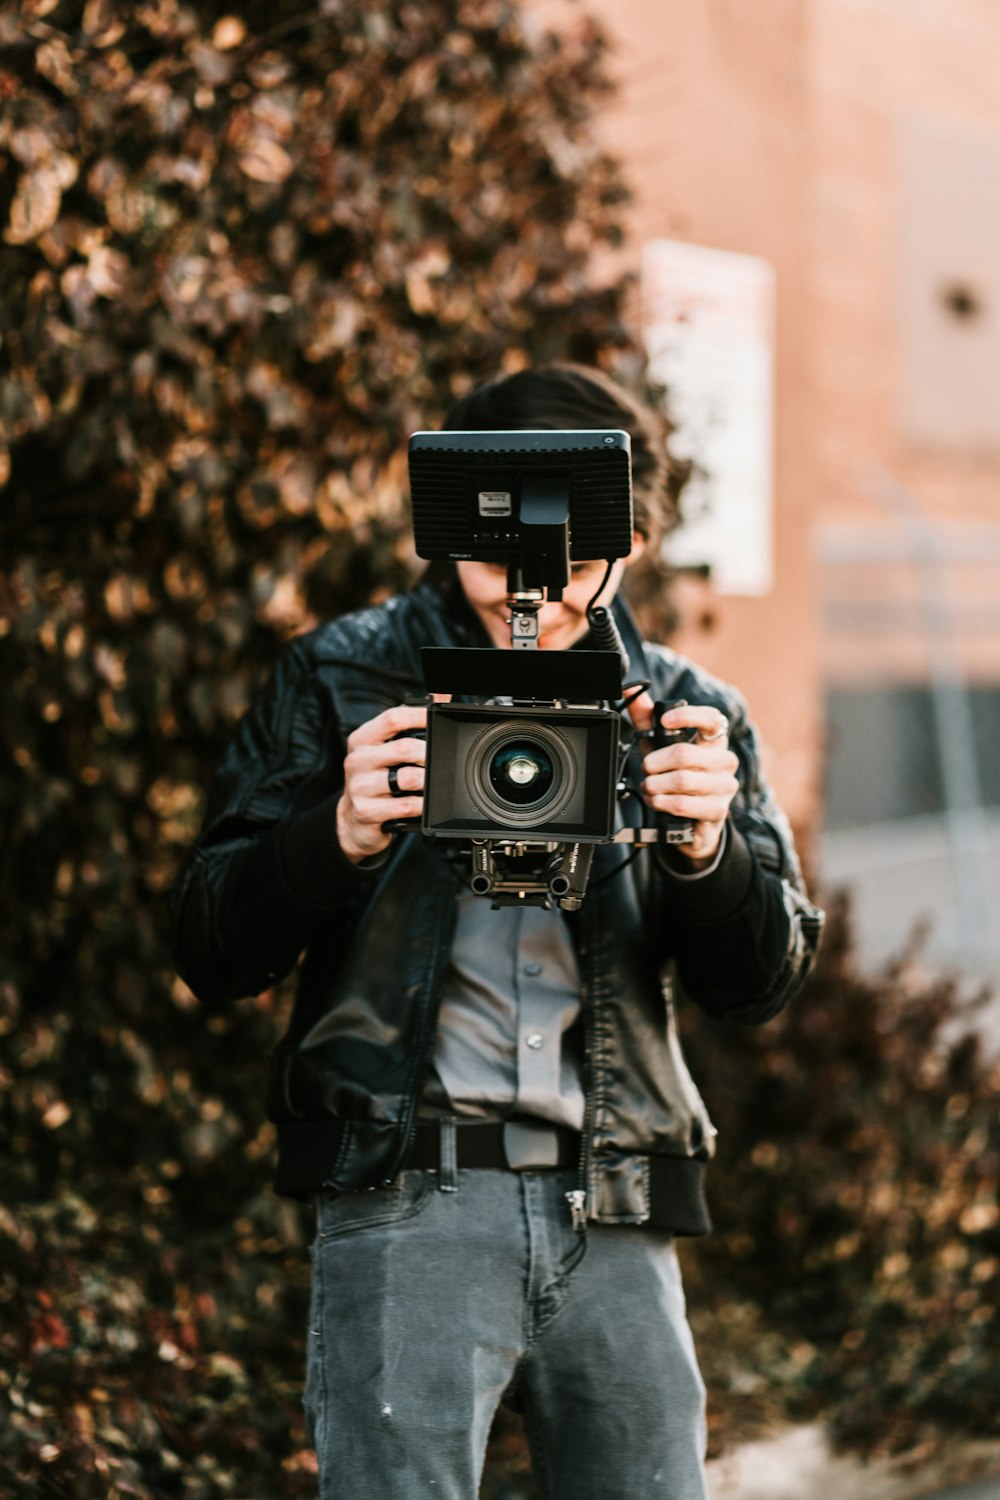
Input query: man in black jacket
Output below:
<box><xmin>172</xmin><ymin>364</ymin><xmax>822</xmax><ymax>1499</ymax></box>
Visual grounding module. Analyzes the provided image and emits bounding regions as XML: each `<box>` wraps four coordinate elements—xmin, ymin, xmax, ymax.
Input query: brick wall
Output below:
<box><xmin>529</xmin><ymin>0</ymin><xmax>1000</xmax><ymax>848</ymax></box>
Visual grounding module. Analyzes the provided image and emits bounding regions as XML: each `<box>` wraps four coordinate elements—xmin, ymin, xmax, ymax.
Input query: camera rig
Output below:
<box><xmin>407</xmin><ymin>428</ymin><xmax>694</xmax><ymax>910</ymax></box>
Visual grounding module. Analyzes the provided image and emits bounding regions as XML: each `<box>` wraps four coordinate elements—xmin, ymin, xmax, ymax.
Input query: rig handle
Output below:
<box><xmin>650</xmin><ymin>699</ymin><xmax>697</xmax><ymax>845</ymax></box>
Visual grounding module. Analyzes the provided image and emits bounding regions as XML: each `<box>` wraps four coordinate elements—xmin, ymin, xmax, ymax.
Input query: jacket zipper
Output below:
<box><xmin>567</xmin><ymin>929</ymin><xmax>596</xmax><ymax>1233</ymax></box>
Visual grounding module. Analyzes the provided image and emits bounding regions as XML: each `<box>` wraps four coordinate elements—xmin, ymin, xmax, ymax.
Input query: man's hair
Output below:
<box><xmin>441</xmin><ymin>363</ymin><xmax>677</xmax><ymax>547</ymax></box>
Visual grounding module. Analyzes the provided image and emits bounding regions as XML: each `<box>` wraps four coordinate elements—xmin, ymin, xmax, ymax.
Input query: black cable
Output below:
<box><xmin>616</xmin><ymin>680</ymin><xmax>650</xmax><ymax>713</ymax></box>
<box><xmin>584</xmin><ymin>560</ymin><xmax>615</xmax><ymax>617</ymax></box>
<box><xmin>616</xmin><ymin>730</ymin><xmax>642</xmax><ymax>781</ymax></box>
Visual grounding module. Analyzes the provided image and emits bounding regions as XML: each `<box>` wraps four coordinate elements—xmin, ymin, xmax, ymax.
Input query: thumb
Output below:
<box><xmin>624</xmin><ymin>688</ymin><xmax>655</xmax><ymax>733</ymax></box>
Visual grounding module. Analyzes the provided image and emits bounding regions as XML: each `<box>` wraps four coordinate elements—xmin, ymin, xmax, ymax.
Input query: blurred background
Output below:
<box><xmin>2</xmin><ymin>1</ymin><xmax>999</xmax><ymax>1496</ymax></box>
<box><xmin>535</xmin><ymin>0</ymin><xmax>1000</xmax><ymax>999</ymax></box>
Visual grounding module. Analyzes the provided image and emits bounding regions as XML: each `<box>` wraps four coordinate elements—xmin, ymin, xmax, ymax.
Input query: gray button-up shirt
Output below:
<box><xmin>421</xmin><ymin>829</ymin><xmax>728</xmax><ymax>1129</ymax></box>
<box><xmin>422</xmin><ymin>890</ymin><xmax>587</xmax><ymax>1130</ymax></box>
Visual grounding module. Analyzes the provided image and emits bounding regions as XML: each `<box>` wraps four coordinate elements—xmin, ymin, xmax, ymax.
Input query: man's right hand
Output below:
<box><xmin>336</xmin><ymin>704</ymin><xmax>431</xmax><ymax>864</ymax></box>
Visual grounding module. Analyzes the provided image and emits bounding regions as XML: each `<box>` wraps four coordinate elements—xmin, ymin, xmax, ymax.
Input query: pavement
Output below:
<box><xmin>706</xmin><ymin>1424</ymin><xmax>1000</xmax><ymax>1500</ymax></box>
<box><xmin>921</xmin><ymin>1487</ymin><xmax>1000</xmax><ymax>1500</ymax></box>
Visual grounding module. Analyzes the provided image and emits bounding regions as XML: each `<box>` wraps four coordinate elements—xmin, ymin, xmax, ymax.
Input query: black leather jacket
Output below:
<box><xmin>171</xmin><ymin>573</ymin><xmax>823</xmax><ymax>1232</ymax></box>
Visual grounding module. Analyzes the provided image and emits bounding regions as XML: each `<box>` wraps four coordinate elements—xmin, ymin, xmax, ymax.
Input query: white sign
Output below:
<box><xmin>643</xmin><ymin>240</ymin><xmax>775</xmax><ymax>595</ymax></box>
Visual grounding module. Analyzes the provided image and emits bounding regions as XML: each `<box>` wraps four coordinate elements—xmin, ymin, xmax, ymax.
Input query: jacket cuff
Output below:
<box><xmin>280</xmin><ymin>794</ymin><xmax>389</xmax><ymax>905</ymax></box>
<box><xmin>656</xmin><ymin>821</ymin><xmax>755</xmax><ymax>923</ymax></box>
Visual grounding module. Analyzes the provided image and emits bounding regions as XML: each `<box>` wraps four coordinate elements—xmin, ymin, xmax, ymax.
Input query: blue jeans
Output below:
<box><xmin>305</xmin><ymin>1167</ymin><xmax>708</xmax><ymax>1499</ymax></box>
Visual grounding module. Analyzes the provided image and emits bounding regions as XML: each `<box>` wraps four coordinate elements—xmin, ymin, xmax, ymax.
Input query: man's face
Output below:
<box><xmin>456</xmin><ymin>534</ymin><xmax>645</xmax><ymax>651</ymax></box>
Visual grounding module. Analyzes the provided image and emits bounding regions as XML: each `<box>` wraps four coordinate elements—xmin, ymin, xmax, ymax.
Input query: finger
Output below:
<box><xmin>645</xmin><ymin>769</ymin><xmax>739</xmax><ymax>800</ymax></box>
<box><xmin>647</xmin><ymin>792</ymin><xmax>733</xmax><ymax>822</ymax></box>
<box><xmin>348</xmin><ymin>704</ymin><xmax>429</xmax><ymax>748</ymax></box>
<box><xmin>353</xmin><ymin>762</ymin><xmax>426</xmax><ymax>800</ymax></box>
<box><xmin>378</xmin><ymin>737</ymin><xmax>428</xmax><ymax>767</ymax></box>
<box><xmin>696</xmin><ymin>720</ymin><xmax>729</xmax><ymax>747</ymax></box>
<box><xmin>643</xmin><ymin>750</ymin><xmax>737</xmax><ymax>780</ymax></box>
<box><xmin>624</xmin><ymin>689</ymin><xmax>655</xmax><ymax>733</ymax></box>
<box><xmin>346</xmin><ymin>738</ymin><xmax>427</xmax><ymax>780</ymax></box>
<box><xmin>658</xmin><ymin>703</ymin><xmax>729</xmax><ymax>744</ymax></box>
<box><xmin>385</xmin><ymin>765</ymin><xmax>426</xmax><ymax>798</ymax></box>
<box><xmin>643</xmin><ymin>783</ymin><xmax>738</xmax><ymax>818</ymax></box>
<box><xmin>379</xmin><ymin>801</ymin><xmax>423</xmax><ymax>829</ymax></box>
<box><xmin>644</xmin><ymin>743</ymin><xmax>739</xmax><ymax>776</ymax></box>
<box><xmin>353</xmin><ymin>792</ymin><xmax>424</xmax><ymax>826</ymax></box>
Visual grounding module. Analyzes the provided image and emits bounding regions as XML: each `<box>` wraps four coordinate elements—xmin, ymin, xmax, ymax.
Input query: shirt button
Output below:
<box><xmin>525</xmin><ymin>1033</ymin><xmax>545</xmax><ymax>1050</ymax></box>
<box><xmin>523</xmin><ymin>962</ymin><xmax>542</xmax><ymax>977</ymax></box>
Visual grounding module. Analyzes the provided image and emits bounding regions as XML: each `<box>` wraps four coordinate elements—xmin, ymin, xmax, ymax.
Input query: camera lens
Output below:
<box><xmin>466</xmin><ymin>718</ymin><xmax>575</xmax><ymax>829</ymax></box>
<box><xmin>488</xmin><ymin>740</ymin><xmax>555</xmax><ymax>807</ymax></box>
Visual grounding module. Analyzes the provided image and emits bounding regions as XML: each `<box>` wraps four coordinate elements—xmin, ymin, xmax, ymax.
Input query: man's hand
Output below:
<box><xmin>628</xmin><ymin>696</ymin><xmax>740</xmax><ymax>867</ymax></box>
<box><xmin>336</xmin><ymin>704</ymin><xmax>431</xmax><ymax>864</ymax></box>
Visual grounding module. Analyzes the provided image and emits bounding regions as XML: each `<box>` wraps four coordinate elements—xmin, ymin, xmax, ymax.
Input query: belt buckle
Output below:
<box><xmin>502</xmin><ymin>1120</ymin><xmax>561</xmax><ymax>1170</ymax></box>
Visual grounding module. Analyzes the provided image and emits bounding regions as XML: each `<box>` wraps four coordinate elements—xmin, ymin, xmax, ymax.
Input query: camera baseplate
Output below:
<box><xmin>463</xmin><ymin>825</ymin><xmax>691</xmax><ymax>912</ymax></box>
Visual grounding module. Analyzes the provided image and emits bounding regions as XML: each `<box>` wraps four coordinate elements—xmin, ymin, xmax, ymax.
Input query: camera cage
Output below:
<box><xmin>405</xmin><ymin>427</ymin><xmax>689</xmax><ymax>910</ymax></box>
<box><xmin>418</xmin><ymin>645</ymin><xmax>631</xmax><ymax>909</ymax></box>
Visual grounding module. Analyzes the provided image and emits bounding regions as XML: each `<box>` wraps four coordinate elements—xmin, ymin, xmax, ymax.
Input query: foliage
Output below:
<box><xmin>682</xmin><ymin>895</ymin><xmax>1000</xmax><ymax>1461</ymax></box>
<box><xmin>4</xmin><ymin>0</ymin><xmax>998</xmax><ymax>1493</ymax></box>
<box><xmin>0</xmin><ymin>0</ymin><xmax>645</xmax><ymax>1491</ymax></box>
<box><xmin>0</xmin><ymin>0</ymin><xmax>642</xmax><ymax>1004</ymax></box>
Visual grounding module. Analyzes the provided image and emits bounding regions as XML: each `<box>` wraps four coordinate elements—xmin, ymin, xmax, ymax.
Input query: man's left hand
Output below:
<box><xmin>628</xmin><ymin>698</ymin><xmax>740</xmax><ymax>867</ymax></box>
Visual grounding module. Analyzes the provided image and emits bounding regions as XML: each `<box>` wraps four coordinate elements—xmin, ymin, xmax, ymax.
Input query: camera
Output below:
<box><xmin>407</xmin><ymin>428</ymin><xmax>692</xmax><ymax>909</ymax></box>
<box><xmin>421</xmin><ymin>703</ymin><xmax>619</xmax><ymax>843</ymax></box>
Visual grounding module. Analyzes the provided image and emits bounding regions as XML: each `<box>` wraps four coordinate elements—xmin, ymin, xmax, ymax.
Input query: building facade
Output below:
<box><xmin>533</xmin><ymin>0</ymin><xmax>1000</xmax><ymax>977</ymax></box>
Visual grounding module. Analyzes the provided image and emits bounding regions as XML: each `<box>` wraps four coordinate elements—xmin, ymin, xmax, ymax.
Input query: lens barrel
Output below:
<box><xmin>466</xmin><ymin>720</ymin><xmax>574</xmax><ymax>828</ymax></box>
<box><xmin>422</xmin><ymin>700</ymin><xmax>620</xmax><ymax>844</ymax></box>
<box><xmin>487</xmin><ymin>741</ymin><xmax>555</xmax><ymax>807</ymax></box>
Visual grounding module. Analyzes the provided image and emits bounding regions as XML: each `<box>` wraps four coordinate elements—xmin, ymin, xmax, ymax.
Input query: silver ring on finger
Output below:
<box><xmin>387</xmin><ymin>766</ymin><xmax>407</xmax><ymax>798</ymax></box>
<box><xmin>700</xmin><ymin>716</ymin><xmax>728</xmax><ymax>744</ymax></box>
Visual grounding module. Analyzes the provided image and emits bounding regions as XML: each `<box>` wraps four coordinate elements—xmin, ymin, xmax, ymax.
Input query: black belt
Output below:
<box><xmin>402</xmin><ymin>1122</ymin><xmax>713</xmax><ymax>1235</ymax></box>
<box><xmin>410</xmin><ymin>1120</ymin><xmax>580</xmax><ymax>1172</ymax></box>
